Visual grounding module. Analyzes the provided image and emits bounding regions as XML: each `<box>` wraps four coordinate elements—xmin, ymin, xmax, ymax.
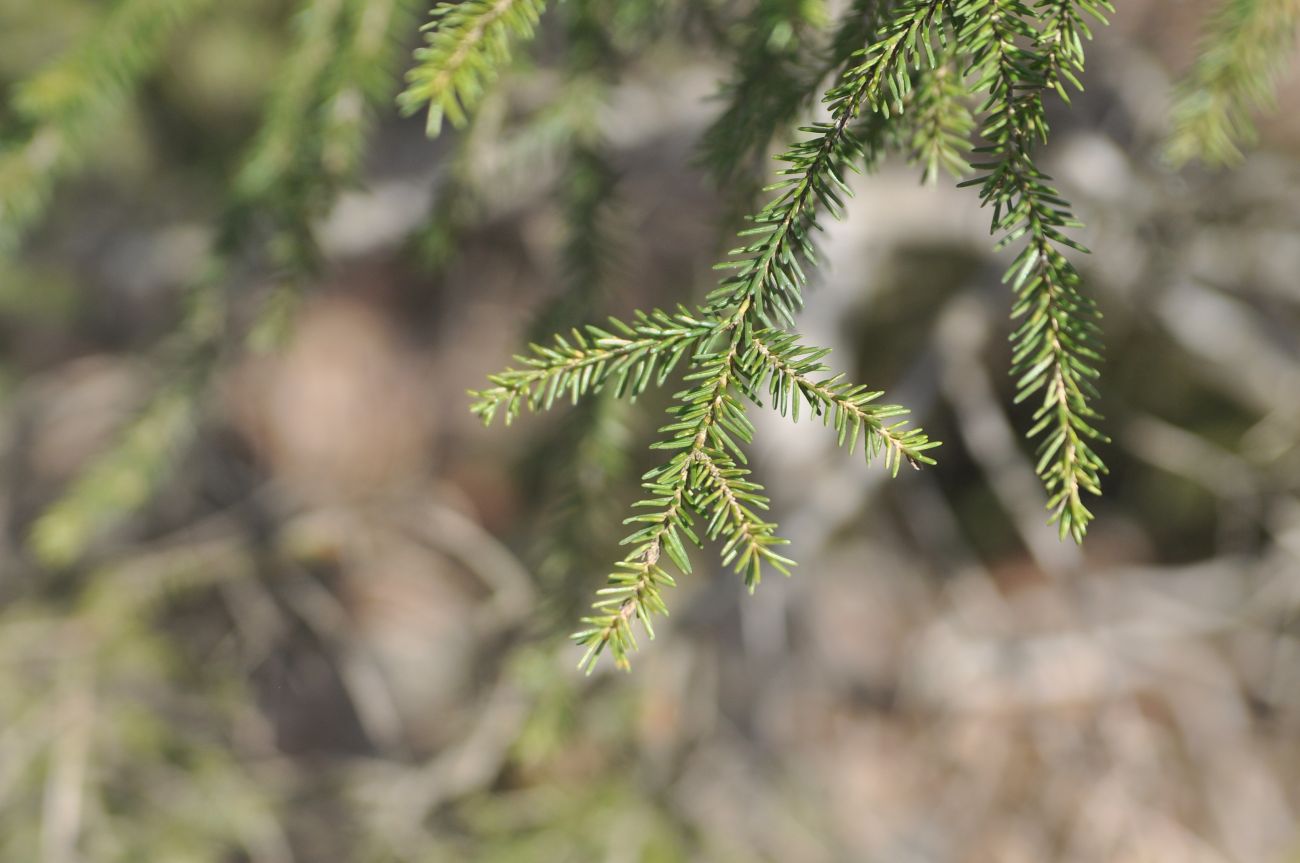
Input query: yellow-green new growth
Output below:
<box><xmin>399</xmin><ymin>0</ymin><xmax>549</xmax><ymax>136</ymax></box>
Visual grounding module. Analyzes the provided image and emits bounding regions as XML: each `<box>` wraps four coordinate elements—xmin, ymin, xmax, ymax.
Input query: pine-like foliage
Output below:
<box><xmin>8</xmin><ymin>0</ymin><xmax>1288</xmax><ymax>673</ymax></box>
<box><xmin>27</xmin><ymin>0</ymin><xmax>419</xmax><ymax>567</ymax></box>
<box><xmin>698</xmin><ymin>0</ymin><xmax>830</xmax><ymax>183</ymax></box>
<box><xmin>0</xmin><ymin>0</ymin><xmax>211</xmax><ymax>252</ymax></box>
<box><xmin>957</xmin><ymin>0</ymin><xmax>1112</xmax><ymax>541</ymax></box>
<box><xmin>904</xmin><ymin>51</ymin><xmax>976</xmax><ymax>184</ymax></box>
<box><xmin>1167</xmin><ymin>0</ymin><xmax>1300</xmax><ymax>165</ymax></box>
<box><xmin>464</xmin><ymin>0</ymin><xmax>1124</xmax><ymax>667</ymax></box>
<box><xmin>474</xmin><ymin>0</ymin><xmax>950</xmax><ymax>670</ymax></box>
<box><xmin>399</xmin><ymin>0</ymin><xmax>549</xmax><ymax>135</ymax></box>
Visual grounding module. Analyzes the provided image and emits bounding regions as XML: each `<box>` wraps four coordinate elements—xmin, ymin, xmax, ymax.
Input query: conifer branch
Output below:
<box><xmin>745</xmin><ymin>330</ymin><xmax>941</xmax><ymax>473</ymax></box>
<box><xmin>691</xmin><ymin>448</ymin><xmax>795</xmax><ymax>587</ymax></box>
<box><xmin>564</xmin><ymin>311</ymin><xmax>945</xmax><ymax>671</ymax></box>
<box><xmin>490</xmin><ymin>7</ymin><xmax>955</xmax><ymax>671</ymax></box>
<box><xmin>573</xmin><ymin>336</ymin><xmax>797</xmax><ymax>671</ymax></box>
<box><xmin>470</xmin><ymin>308</ymin><xmax>718</xmax><ymax>425</ymax></box>
<box><xmin>399</xmin><ymin>0</ymin><xmax>548</xmax><ymax>136</ymax></box>
<box><xmin>904</xmin><ymin>52</ymin><xmax>976</xmax><ymax>183</ymax></box>
<box><xmin>0</xmin><ymin>0</ymin><xmax>211</xmax><ymax>252</ymax></box>
<box><xmin>706</xmin><ymin>0</ymin><xmax>947</xmax><ymax>326</ymax></box>
<box><xmin>28</xmin><ymin>0</ymin><xmax>416</xmax><ymax>567</ymax></box>
<box><xmin>1167</xmin><ymin>0</ymin><xmax>1300</xmax><ymax>166</ymax></box>
<box><xmin>958</xmin><ymin>0</ymin><xmax>1110</xmax><ymax>541</ymax></box>
<box><xmin>699</xmin><ymin>0</ymin><xmax>829</xmax><ymax>183</ymax></box>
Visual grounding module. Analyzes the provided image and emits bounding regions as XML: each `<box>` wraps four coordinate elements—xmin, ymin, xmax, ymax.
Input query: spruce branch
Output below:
<box><xmin>1166</xmin><ymin>0</ymin><xmax>1300</xmax><ymax>166</ymax></box>
<box><xmin>705</xmin><ymin>0</ymin><xmax>948</xmax><ymax>326</ymax></box>
<box><xmin>957</xmin><ymin>0</ymin><xmax>1111</xmax><ymax>541</ymax></box>
<box><xmin>399</xmin><ymin>0</ymin><xmax>549</xmax><ymax>136</ymax></box>
<box><xmin>699</xmin><ymin>0</ymin><xmax>829</xmax><ymax>183</ymax></box>
<box><xmin>745</xmin><ymin>330</ymin><xmax>941</xmax><ymax>473</ymax></box>
<box><xmin>903</xmin><ymin>53</ymin><xmax>977</xmax><ymax>184</ymax></box>
<box><xmin>470</xmin><ymin>308</ymin><xmax>719</xmax><ymax>425</ymax></box>
<box><xmin>563</xmin><ymin>315</ymin><xmax>942</xmax><ymax>671</ymax></box>
<box><xmin>573</xmin><ymin>337</ymin><xmax>794</xmax><ymax>671</ymax></box>
<box><xmin>480</xmin><ymin>7</ymin><xmax>957</xmax><ymax>671</ymax></box>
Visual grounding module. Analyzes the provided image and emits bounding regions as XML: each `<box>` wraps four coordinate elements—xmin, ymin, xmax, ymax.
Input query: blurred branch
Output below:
<box><xmin>1166</xmin><ymin>0</ymin><xmax>1300</xmax><ymax>166</ymax></box>
<box><xmin>39</xmin><ymin>680</ymin><xmax>90</xmax><ymax>863</ymax></box>
<box><xmin>0</xmin><ymin>0</ymin><xmax>212</xmax><ymax>252</ymax></box>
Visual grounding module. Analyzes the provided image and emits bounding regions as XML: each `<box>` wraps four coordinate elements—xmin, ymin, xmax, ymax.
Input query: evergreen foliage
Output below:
<box><xmin>468</xmin><ymin>0</ymin><xmax>1110</xmax><ymax>665</ymax></box>
<box><xmin>476</xmin><ymin>0</ymin><xmax>951</xmax><ymax>669</ymax></box>
<box><xmin>699</xmin><ymin>0</ymin><xmax>829</xmax><ymax>183</ymax></box>
<box><xmin>6</xmin><ymin>0</ymin><xmax>1296</xmax><ymax>674</ymax></box>
<box><xmin>0</xmin><ymin>0</ymin><xmax>211</xmax><ymax>252</ymax></box>
<box><xmin>957</xmin><ymin>0</ymin><xmax>1112</xmax><ymax>541</ymax></box>
<box><xmin>1167</xmin><ymin>0</ymin><xmax>1300</xmax><ymax>165</ymax></box>
<box><xmin>27</xmin><ymin>0</ymin><xmax>417</xmax><ymax>568</ymax></box>
<box><xmin>399</xmin><ymin>0</ymin><xmax>549</xmax><ymax>135</ymax></box>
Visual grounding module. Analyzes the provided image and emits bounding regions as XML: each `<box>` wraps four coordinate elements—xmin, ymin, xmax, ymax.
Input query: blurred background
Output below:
<box><xmin>2</xmin><ymin>0</ymin><xmax>1299</xmax><ymax>860</ymax></box>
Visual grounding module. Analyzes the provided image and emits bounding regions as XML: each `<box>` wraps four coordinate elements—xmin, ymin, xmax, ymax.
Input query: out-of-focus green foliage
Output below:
<box><xmin>0</xmin><ymin>0</ymin><xmax>212</xmax><ymax>252</ymax></box>
<box><xmin>23</xmin><ymin>0</ymin><xmax>418</xmax><ymax>570</ymax></box>
<box><xmin>697</xmin><ymin>0</ymin><xmax>830</xmax><ymax>184</ymax></box>
<box><xmin>1167</xmin><ymin>0</ymin><xmax>1300</xmax><ymax>165</ymax></box>
<box><xmin>30</xmin><ymin>387</ymin><xmax>193</xmax><ymax>568</ymax></box>
<box><xmin>399</xmin><ymin>0</ymin><xmax>549</xmax><ymax>135</ymax></box>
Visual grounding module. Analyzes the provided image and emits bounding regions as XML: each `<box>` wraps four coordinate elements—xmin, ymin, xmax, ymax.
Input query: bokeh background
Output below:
<box><xmin>2</xmin><ymin>0</ymin><xmax>1299</xmax><ymax>860</ymax></box>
